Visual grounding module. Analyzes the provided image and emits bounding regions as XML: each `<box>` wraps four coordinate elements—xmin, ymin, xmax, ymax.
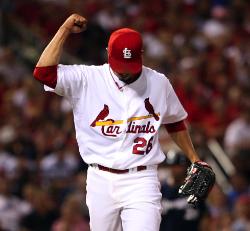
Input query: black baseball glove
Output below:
<box><xmin>178</xmin><ymin>161</ymin><xmax>215</xmax><ymax>205</ymax></box>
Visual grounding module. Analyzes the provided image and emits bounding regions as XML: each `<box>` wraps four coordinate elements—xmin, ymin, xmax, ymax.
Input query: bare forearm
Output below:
<box><xmin>36</xmin><ymin>14</ymin><xmax>87</xmax><ymax>67</ymax></box>
<box><xmin>36</xmin><ymin>27</ymin><xmax>70</xmax><ymax>67</ymax></box>
<box><xmin>169</xmin><ymin>130</ymin><xmax>199</xmax><ymax>163</ymax></box>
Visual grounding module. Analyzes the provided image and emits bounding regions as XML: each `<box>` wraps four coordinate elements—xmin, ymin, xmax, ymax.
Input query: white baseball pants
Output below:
<box><xmin>86</xmin><ymin>165</ymin><xmax>162</xmax><ymax>231</ymax></box>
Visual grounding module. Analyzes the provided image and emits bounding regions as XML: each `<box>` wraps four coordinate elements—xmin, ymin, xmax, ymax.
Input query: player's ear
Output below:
<box><xmin>141</xmin><ymin>49</ymin><xmax>144</xmax><ymax>57</ymax></box>
<box><xmin>106</xmin><ymin>47</ymin><xmax>109</xmax><ymax>56</ymax></box>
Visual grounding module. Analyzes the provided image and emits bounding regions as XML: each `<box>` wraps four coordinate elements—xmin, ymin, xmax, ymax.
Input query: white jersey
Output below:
<box><xmin>45</xmin><ymin>63</ymin><xmax>187</xmax><ymax>169</ymax></box>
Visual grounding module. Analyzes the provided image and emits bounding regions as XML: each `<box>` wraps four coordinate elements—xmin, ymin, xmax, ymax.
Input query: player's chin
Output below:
<box><xmin>117</xmin><ymin>72</ymin><xmax>140</xmax><ymax>83</ymax></box>
<box><xmin>119</xmin><ymin>74</ymin><xmax>132</xmax><ymax>80</ymax></box>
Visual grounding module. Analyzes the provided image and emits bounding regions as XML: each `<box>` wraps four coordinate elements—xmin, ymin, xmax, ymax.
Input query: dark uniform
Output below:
<box><xmin>160</xmin><ymin>150</ymin><xmax>207</xmax><ymax>231</ymax></box>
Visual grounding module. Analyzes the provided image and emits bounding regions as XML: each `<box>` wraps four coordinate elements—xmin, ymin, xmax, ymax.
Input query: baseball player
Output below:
<box><xmin>33</xmin><ymin>14</ymin><xmax>215</xmax><ymax>231</ymax></box>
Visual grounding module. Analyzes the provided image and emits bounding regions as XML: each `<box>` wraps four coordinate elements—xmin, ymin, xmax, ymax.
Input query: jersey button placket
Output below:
<box><xmin>120</xmin><ymin>87</ymin><xmax>130</xmax><ymax>146</ymax></box>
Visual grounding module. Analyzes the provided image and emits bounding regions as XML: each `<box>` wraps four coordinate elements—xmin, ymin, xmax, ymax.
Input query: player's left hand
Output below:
<box><xmin>178</xmin><ymin>161</ymin><xmax>215</xmax><ymax>205</ymax></box>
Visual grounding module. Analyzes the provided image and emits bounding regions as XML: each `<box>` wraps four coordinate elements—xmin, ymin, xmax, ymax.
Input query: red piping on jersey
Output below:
<box><xmin>33</xmin><ymin>65</ymin><xmax>58</xmax><ymax>89</ymax></box>
<box><xmin>165</xmin><ymin>120</ymin><xmax>187</xmax><ymax>133</ymax></box>
<box><xmin>109</xmin><ymin>67</ymin><xmax>127</xmax><ymax>91</ymax></box>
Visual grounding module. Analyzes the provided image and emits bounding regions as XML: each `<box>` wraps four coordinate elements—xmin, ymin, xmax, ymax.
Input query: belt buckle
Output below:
<box><xmin>91</xmin><ymin>163</ymin><xmax>98</xmax><ymax>168</ymax></box>
<box><xmin>129</xmin><ymin>167</ymin><xmax>137</xmax><ymax>173</ymax></box>
<box><xmin>137</xmin><ymin>166</ymin><xmax>147</xmax><ymax>171</ymax></box>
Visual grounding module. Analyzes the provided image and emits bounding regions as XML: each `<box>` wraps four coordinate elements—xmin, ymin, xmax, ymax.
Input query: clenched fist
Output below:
<box><xmin>61</xmin><ymin>14</ymin><xmax>87</xmax><ymax>33</ymax></box>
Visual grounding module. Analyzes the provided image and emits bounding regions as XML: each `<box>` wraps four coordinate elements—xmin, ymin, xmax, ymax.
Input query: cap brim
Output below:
<box><xmin>109</xmin><ymin>56</ymin><xmax>142</xmax><ymax>74</ymax></box>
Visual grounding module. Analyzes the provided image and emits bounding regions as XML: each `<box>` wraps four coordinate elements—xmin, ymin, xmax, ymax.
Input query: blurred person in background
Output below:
<box><xmin>206</xmin><ymin>185</ymin><xmax>232</xmax><ymax>231</ymax></box>
<box><xmin>64</xmin><ymin>171</ymin><xmax>88</xmax><ymax>202</ymax></box>
<box><xmin>160</xmin><ymin>150</ymin><xmax>207</xmax><ymax>231</ymax></box>
<box><xmin>20</xmin><ymin>188</ymin><xmax>58</xmax><ymax>231</ymax></box>
<box><xmin>224</xmin><ymin>95</ymin><xmax>250</xmax><ymax>157</ymax></box>
<box><xmin>0</xmin><ymin>141</ymin><xmax>18</xmax><ymax>179</ymax></box>
<box><xmin>0</xmin><ymin>47</ymin><xmax>28</xmax><ymax>85</ymax></box>
<box><xmin>52</xmin><ymin>194</ymin><xmax>90</xmax><ymax>231</ymax></box>
<box><xmin>0</xmin><ymin>176</ymin><xmax>31</xmax><ymax>231</ymax></box>
<box><xmin>232</xmin><ymin>149</ymin><xmax>250</xmax><ymax>181</ymax></box>
<box><xmin>232</xmin><ymin>194</ymin><xmax>250</xmax><ymax>231</ymax></box>
<box><xmin>40</xmin><ymin>142</ymin><xmax>79</xmax><ymax>184</ymax></box>
<box><xmin>39</xmin><ymin>141</ymin><xmax>81</xmax><ymax>203</ymax></box>
<box><xmin>227</xmin><ymin>173</ymin><xmax>250</xmax><ymax>209</ymax></box>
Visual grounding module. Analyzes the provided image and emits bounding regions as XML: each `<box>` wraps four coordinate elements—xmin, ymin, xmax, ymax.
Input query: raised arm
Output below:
<box><xmin>33</xmin><ymin>14</ymin><xmax>87</xmax><ymax>88</ymax></box>
<box><xmin>36</xmin><ymin>14</ymin><xmax>87</xmax><ymax>67</ymax></box>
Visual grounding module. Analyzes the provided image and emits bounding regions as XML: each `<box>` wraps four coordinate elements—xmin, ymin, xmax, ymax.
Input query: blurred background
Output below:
<box><xmin>0</xmin><ymin>0</ymin><xmax>249</xmax><ymax>230</ymax></box>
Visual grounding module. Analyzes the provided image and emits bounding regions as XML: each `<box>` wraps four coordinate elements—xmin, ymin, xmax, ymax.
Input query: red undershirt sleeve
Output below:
<box><xmin>33</xmin><ymin>65</ymin><xmax>58</xmax><ymax>89</ymax></box>
<box><xmin>164</xmin><ymin>120</ymin><xmax>187</xmax><ymax>133</ymax></box>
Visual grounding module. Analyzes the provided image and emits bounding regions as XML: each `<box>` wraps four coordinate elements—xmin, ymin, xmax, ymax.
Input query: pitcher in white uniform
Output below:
<box><xmin>34</xmin><ymin>14</ymin><xmax>202</xmax><ymax>231</ymax></box>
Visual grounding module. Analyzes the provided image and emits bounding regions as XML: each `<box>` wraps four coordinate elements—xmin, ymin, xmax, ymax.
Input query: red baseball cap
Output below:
<box><xmin>108</xmin><ymin>28</ymin><xmax>143</xmax><ymax>74</ymax></box>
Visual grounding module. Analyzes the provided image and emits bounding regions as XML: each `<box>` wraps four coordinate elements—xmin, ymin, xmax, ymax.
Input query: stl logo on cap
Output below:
<box><xmin>123</xmin><ymin>48</ymin><xmax>132</xmax><ymax>59</ymax></box>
